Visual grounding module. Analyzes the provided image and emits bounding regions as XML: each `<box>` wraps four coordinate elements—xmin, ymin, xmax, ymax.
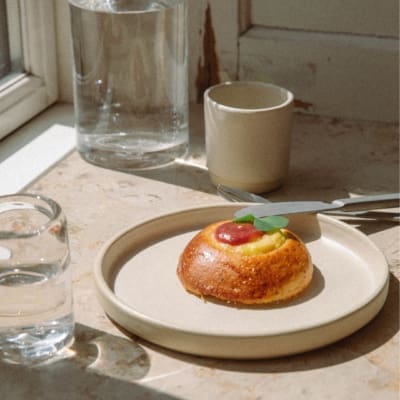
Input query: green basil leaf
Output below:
<box><xmin>233</xmin><ymin>214</ymin><xmax>255</xmax><ymax>223</ymax></box>
<box><xmin>259</xmin><ymin>215</ymin><xmax>289</xmax><ymax>229</ymax></box>
<box><xmin>253</xmin><ymin>217</ymin><xmax>276</xmax><ymax>232</ymax></box>
<box><xmin>232</xmin><ymin>213</ymin><xmax>289</xmax><ymax>233</ymax></box>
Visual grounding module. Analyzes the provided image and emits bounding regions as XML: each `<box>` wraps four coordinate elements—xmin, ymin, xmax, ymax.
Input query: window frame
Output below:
<box><xmin>0</xmin><ymin>0</ymin><xmax>58</xmax><ymax>140</ymax></box>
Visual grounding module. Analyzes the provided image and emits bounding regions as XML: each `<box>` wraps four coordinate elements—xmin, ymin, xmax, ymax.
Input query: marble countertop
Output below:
<box><xmin>2</xmin><ymin>106</ymin><xmax>399</xmax><ymax>400</ymax></box>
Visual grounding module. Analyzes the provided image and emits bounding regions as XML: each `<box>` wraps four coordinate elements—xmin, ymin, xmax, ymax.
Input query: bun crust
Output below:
<box><xmin>177</xmin><ymin>221</ymin><xmax>313</xmax><ymax>304</ymax></box>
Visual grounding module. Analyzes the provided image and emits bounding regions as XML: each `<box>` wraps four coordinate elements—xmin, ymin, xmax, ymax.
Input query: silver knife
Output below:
<box><xmin>234</xmin><ymin>193</ymin><xmax>400</xmax><ymax>218</ymax></box>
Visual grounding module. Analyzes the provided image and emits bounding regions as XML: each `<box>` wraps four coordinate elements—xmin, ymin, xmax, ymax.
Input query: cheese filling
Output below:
<box><xmin>217</xmin><ymin>230</ymin><xmax>287</xmax><ymax>255</ymax></box>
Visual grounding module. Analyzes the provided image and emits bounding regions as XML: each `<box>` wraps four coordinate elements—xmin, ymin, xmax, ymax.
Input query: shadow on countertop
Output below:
<box><xmin>0</xmin><ymin>324</ymin><xmax>183</xmax><ymax>400</ymax></box>
<box><xmin>74</xmin><ymin>111</ymin><xmax>399</xmax><ymax>211</ymax></box>
<box><xmin>130</xmin><ymin>112</ymin><xmax>399</xmax><ymax>203</ymax></box>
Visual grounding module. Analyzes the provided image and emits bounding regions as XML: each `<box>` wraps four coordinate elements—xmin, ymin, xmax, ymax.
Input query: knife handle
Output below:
<box><xmin>333</xmin><ymin>193</ymin><xmax>400</xmax><ymax>211</ymax></box>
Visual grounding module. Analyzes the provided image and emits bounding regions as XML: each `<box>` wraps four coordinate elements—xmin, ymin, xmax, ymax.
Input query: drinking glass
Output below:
<box><xmin>0</xmin><ymin>193</ymin><xmax>74</xmax><ymax>365</ymax></box>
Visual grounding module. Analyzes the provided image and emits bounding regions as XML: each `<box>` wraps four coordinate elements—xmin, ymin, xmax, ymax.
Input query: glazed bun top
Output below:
<box><xmin>177</xmin><ymin>219</ymin><xmax>313</xmax><ymax>305</ymax></box>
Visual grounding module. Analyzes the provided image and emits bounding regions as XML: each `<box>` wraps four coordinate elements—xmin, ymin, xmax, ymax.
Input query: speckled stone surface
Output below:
<box><xmin>1</xmin><ymin>106</ymin><xmax>399</xmax><ymax>400</ymax></box>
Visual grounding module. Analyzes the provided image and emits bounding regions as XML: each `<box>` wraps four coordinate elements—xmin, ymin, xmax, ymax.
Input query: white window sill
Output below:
<box><xmin>0</xmin><ymin>103</ymin><xmax>76</xmax><ymax>195</ymax></box>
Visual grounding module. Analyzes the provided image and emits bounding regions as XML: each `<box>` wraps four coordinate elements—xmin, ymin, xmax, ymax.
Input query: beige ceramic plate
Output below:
<box><xmin>94</xmin><ymin>204</ymin><xmax>389</xmax><ymax>359</ymax></box>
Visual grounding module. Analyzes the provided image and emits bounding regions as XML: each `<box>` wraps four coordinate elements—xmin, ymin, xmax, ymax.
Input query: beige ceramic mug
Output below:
<box><xmin>204</xmin><ymin>81</ymin><xmax>294</xmax><ymax>194</ymax></box>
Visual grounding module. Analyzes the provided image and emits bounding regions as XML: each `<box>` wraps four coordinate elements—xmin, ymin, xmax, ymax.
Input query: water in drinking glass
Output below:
<box><xmin>0</xmin><ymin>194</ymin><xmax>74</xmax><ymax>365</ymax></box>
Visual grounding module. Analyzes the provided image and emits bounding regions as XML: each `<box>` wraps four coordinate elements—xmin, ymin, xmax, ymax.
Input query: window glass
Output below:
<box><xmin>0</xmin><ymin>0</ymin><xmax>23</xmax><ymax>83</ymax></box>
<box><xmin>0</xmin><ymin>0</ymin><xmax>57</xmax><ymax>140</ymax></box>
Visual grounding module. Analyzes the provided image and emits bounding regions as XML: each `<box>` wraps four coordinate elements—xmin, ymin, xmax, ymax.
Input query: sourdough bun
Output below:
<box><xmin>177</xmin><ymin>220</ymin><xmax>313</xmax><ymax>305</ymax></box>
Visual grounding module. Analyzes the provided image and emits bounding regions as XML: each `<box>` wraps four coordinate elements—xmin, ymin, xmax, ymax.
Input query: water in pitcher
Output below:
<box><xmin>69</xmin><ymin>0</ymin><xmax>188</xmax><ymax>170</ymax></box>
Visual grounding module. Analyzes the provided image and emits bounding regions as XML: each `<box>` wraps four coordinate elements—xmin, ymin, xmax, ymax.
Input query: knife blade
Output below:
<box><xmin>234</xmin><ymin>193</ymin><xmax>400</xmax><ymax>218</ymax></box>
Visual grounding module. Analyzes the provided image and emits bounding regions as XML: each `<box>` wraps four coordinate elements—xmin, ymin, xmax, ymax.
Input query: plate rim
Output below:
<box><xmin>94</xmin><ymin>203</ymin><xmax>389</xmax><ymax>339</ymax></box>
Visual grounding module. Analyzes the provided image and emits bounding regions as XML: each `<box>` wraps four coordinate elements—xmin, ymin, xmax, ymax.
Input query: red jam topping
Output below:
<box><xmin>215</xmin><ymin>222</ymin><xmax>264</xmax><ymax>245</ymax></box>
